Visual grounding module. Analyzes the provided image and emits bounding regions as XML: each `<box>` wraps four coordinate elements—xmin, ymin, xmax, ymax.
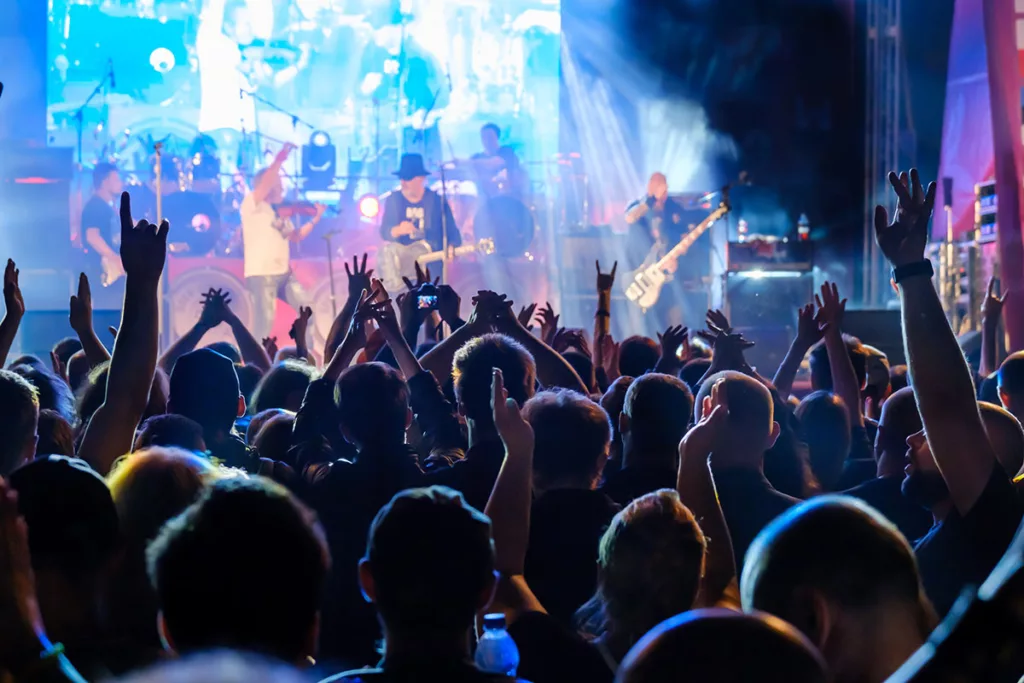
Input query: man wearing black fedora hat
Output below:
<box><xmin>379</xmin><ymin>153</ymin><xmax>462</xmax><ymax>253</ymax></box>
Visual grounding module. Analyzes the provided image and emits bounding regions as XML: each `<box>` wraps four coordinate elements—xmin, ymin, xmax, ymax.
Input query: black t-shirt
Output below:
<box><xmin>914</xmin><ymin>466</ymin><xmax>1023</xmax><ymax>616</ymax></box>
<box><xmin>845</xmin><ymin>475</ymin><xmax>934</xmax><ymax>544</ymax></box>
<box><xmin>508</xmin><ymin>611</ymin><xmax>613</xmax><ymax>683</ymax></box>
<box><xmin>599</xmin><ymin>464</ymin><xmax>677</xmax><ymax>507</ymax></box>
<box><xmin>625</xmin><ymin>196</ymin><xmax>686</xmax><ymax>267</ymax></box>
<box><xmin>380</xmin><ymin>189</ymin><xmax>462</xmax><ymax>252</ymax></box>
<box><xmin>524</xmin><ymin>490</ymin><xmax>620</xmax><ymax>625</ymax></box>
<box><xmin>713</xmin><ymin>467</ymin><xmax>801</xmax><ymax>566</ymax></box>
<box><xmin>81</xmin><ymin>194</ymin><xmax>118</xmax><ymax>268</ymax></box>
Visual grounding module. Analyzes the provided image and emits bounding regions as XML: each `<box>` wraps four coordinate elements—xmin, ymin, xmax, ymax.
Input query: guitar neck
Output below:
<box><xmin>418</xmin><ymin>243</ymin><xmax>475</xmax><ymax>264</ymax></box>
<box><xmin>654</xmin><ymin>210</ymin><xmax>724</xmax><ymax>270</ymax></box>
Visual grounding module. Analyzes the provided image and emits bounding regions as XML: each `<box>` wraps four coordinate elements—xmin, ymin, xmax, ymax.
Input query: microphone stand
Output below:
<box><xmin>323</xmin><ymin>230</ymin><xmax>341</xmax><ymax>317</ymax></box>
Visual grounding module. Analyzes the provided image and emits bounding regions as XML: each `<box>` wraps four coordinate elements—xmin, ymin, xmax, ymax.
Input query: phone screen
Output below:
<box><xmin>417</xmin><ymin>295</ymin><xmax>438</xmax><ymax>310</ymax></box>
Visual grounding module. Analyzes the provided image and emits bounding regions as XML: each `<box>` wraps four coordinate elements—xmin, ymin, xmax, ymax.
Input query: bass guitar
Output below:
<box><xmin>622</xmin><ymin>197</ymin><xmax>730</xmax><ymax>312</ymax></box>
<box><xmin>379</xmin><ymin>238</ymin><xmax>496</xmax><ymax>293</ymax></box>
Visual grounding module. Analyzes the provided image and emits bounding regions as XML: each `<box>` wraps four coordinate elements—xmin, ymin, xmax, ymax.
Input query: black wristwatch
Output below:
<box><xmin>891</xmin><ymin>259</ymin><xmax>934</xmax><ymax>285</ymax></box>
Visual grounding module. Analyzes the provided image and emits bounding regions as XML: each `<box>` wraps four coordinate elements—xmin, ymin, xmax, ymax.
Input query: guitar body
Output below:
<box><xmin>624</xmin><ymin>261</ymin><xmax>669</xmax><ymax>312</ymax></box>
<box><xmin>379</xmin><ymin>240</ymin><xmax>434</xmax><ymax>293</ymax></box>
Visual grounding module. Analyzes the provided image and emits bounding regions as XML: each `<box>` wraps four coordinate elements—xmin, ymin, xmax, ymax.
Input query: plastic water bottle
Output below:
<box><xmin>475</xmin><ymin>613</ymin><xmax>520</xmax><ymax>677</ymax></box>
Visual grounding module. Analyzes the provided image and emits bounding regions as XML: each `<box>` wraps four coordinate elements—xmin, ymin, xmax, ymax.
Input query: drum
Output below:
<box><xmin>431</xmin><ymin>179</ymin><xmax>479</xmax><ymax>238</ymax></box>
<box><xmin>169</xmin><ymin>267</ymin><xmax>252</xmax><ymax>348</ymax></box>
<box><xmin>473</xmin><ymin>196</ymin><xmax>536</xmax><ymax>257</ymax></box>
<box><xmin>163</xmin><ymin>192</ymin><xmax>222</xmax><ymax>256</ymax></box>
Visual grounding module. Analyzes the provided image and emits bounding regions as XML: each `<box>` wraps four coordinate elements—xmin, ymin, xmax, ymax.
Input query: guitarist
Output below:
<box><xmin>81</xmin><ymin>162</ymin><xmax>125</xmax><ymax>308</ymax></box>
<box><xmin>624</xmin><ymin>172</ymin><xmax>687</xmax><ymax>321</ymax></box>
<box><xmin>380</xmin><ymin>153</ymin><xmax>462</xmax><ymax>253</ymax></box>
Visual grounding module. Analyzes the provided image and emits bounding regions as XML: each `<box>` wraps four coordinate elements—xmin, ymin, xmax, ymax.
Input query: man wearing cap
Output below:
<box><xmin>380</xmin><ymin>153</ymin><xmax>462</xmax><ymax>253</ymax></box>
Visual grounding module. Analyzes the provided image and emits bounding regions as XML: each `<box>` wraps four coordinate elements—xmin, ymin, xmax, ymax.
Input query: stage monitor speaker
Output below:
<box><xmin>556</xmin><ymin>232</ymin><xmax>632</xmax><ymax>296</ymax></box>
<box><xmin>726</xmin><ymin>272</ymin><xmax>814</xmax><ymax>330</ymax></box>
<box><xmin>15</xmin><ymin>309</ymin><xmax>120</xmax><ymax>362</ymax></box>
<box><xmin>843</xmin><ymin>309</ymin><xmax>905</xmax><ymax>366</ymax></box>
<box><xmin>168</xmin><ymin>266</ymin><xmax>252</xmax><ymax>349</ymax></box>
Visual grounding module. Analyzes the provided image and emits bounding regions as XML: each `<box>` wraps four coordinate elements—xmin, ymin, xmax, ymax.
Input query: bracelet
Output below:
<box><xmin>891</xmin><ymin>259</ymin><xmax>934</xmax><ymax>284</ymax></box>
<box><xmin>9</xmin><ymin>640</ymin><xmax>65</xmax><ymax>679</ymax></box>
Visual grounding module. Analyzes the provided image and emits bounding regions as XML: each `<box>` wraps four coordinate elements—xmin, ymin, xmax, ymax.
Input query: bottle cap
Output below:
<box><xmin>483</xmin><ymin>613</ymin><xmax>506</xmax><ymax>630</ymax></box>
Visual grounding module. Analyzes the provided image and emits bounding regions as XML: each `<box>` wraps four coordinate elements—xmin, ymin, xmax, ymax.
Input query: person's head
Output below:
<box><xmin>147</xmin><ymin>477</ymin><xmax>329</xmax><ymax>664</ymax></box>
<box><xmin>93</xmin><ymin>161</ymin><xmax>122</xmax><ymax>197</ymax></box>
<box><xmin>246</xmin><ymin>408</ymin><xmax>290</xmax><ymax>445</ymax></box>
<box><xmin>874</xmin><ymin>387</ymin><xmax>921</xmax><ymax>478</ymax></box>
<box><xmin>133</xmin><ymin>414</ymin><xmax>207</xmax><ymax>453</ymax></box>
<box><xmin>620</xmin><ymin>374</ymin><xmax>693</xmax><ymax>465</ymax></box>
<box><xmin>361</xmin><ymin>486</ymin><xmax>494</xmax><ymax>643</ymax></box>
<box><xmin>67</xmin><ymin>350</ymin><xmax>91</xmax><ymax>393</ymax></box>
<box><xmin>601</xmin><ymin>376</ymin><xmax>635</xmax><ymax>465</ymax></box>
<box><xmin>0</xmin><ymin>369</ymin><xmax>39</xmax><ymax>474</ymax></box>
<box><xmin>679</xmin><ymin>358</ymin><xmax>711</xmax><ymax>394</ymax></box>
<box><xmin>646</xmin><ymin>172</ymin><xmax>668</xmax><ymax>201</ymax></box>
<box><xmin>889</xmin><ymin>365</ymin><xmax>909</xmax><ymax>393</ymax></box>
<box><xmin>202</xmin><ymin>341</ymin><xmax>242</xmax><ymax>365</ymax></box>
<box><xmin>335</xmin><ymin>362</ymin><xmax>411</xmax><ymax>450</ymax></box>
<box><xmin>52</xmin><ymin>337</ymin><xmax>83</xmax><ymax>368</ymax></box>
<box><xmin>480</xmin><ymin>122</ymin><xmax>501</xmax><ymax>155</ymax></box>
<box><xmin>578</xmin><ymin>490</ymin><xmax>706</xmax><ymax>661</ymax></box>
<box><xmin>618</xmin><ymin>336</ymin><xmax>659</xmax><ymax>378</ymax></box>
<box><xmin>168</xmin><ymin>349</ymin><xmax>245</xmax><ymax>440</ymax></box>
<box><xmin>902</xmin><ymin>428</ymin><xmax>951</xmax><ymax>512</ymax></box>
<box><xmin>235</xmin><ymin>363</ymin><xmax>263</xmax><ymax>406</ymax></box>
<box><xmin>616</xmin><ymin>609</ymin><xmax>827</xmax><ymax>683</ymax></box>
<box><xmin>452</xmin><ymin>333</ymin><xmax>536</xmax><ymax>435</ymax></box>
<box><xmin>794</xmin><ymin>391</ymin><xmax>851</xmax><ymax>492</ymax></box>
<box><xmin>998</xmin><ymin>351</ymin><xmax>1024</xmax><ymax>422</ymax></box>
<box><xmin>253</xmin><ymin>167</ymin><xmax>285</xmax><ymax>204</ymax></box>
<box><xmin>693</xmin><ymin>372</ymin><xmax>780</xmax><ymax>467</ymax></box>
<box><xmin>523</xmin><ymin>389</ymin><xmax>612</xmax><ymax>491</ymax></box>
<box><xmin>743</xmin><ymin>496</ymin><xmax>934</xmax><ymax>682</ymax></box>
<box><xmin>36</xmin><ymin>409</ymin><xmax>75</xmax><ymax>457</ymax></box>
<box><xmin>9</xmin><ymin>456</ymin><xmax>120</xmax><ymax>639</ymax></box>
<box><xmin>10</xmin><ymin>365</ymin><xmax>76</xmax><ymax>425</ymax></box>
<box><xmin>223</xmin><ymin>0</ymin><xmax>253</xmax><ymax>44</ymax></box>
<box><xmin>979</xmin><ymin>402</ymin><xmax>1024</xmax><ymax>477</ymax></box>
<box><xmin>251</xmin><ymin>361</ymin><xmax>318</xmax><ymax>414</ymax></box>
<box><xmin>399</xmin><ymin>174</ymin><xmax>426</xmax><ymax>196</ymax></box>
<box><xmin>809</xmin><ymin>336</ymin><xmax>868</xmax><ymax>393</ymax></box>
<box><xmin>252</xmin><ymin>412</ymin><xmax>296</xmax><ymax>465</ymax></box>
<box><xmin>562</xmin><ymin>350</ymin><xmax>596</xmax><ymax>393</ymax></box>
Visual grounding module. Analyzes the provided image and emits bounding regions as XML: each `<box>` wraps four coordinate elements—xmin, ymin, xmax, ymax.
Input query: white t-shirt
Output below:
<box><xmin>241</xmin><ymin>194</ymin><xmax>293</xmax><ymax>277</ymax></box>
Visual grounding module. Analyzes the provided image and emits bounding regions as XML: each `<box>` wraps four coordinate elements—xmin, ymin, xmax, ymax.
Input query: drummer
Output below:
<box><xmin>469</xmin><ymin>123</ymin><xmax>526</xmax><ymax>201</ymax></box>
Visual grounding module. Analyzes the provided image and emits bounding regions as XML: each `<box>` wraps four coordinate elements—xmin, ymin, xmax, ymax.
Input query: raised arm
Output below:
<box><xmin>226</xmin><ymin>294</ymin><xmax>273</xmax><ymax>371</ymax></box>
<box><xmin>980</xmin><ymin>277</ymin><xmax>1008</xmax><ymax>377</ymax></box>
<box><xmin>252</xmin><ymin>143</ymin><xmax>294</xmax><ymax>205</ymax></box>
<box><xmin>877</xmin><ymin>169</ymin><xmax>996</xmax><ymax>514</ymax></box>
<box><xmin>158</xmin><ymin>288</ymin><xmax>223</xmax><ymax>373</ymax></box>
<box><xmin>69</xmin><ymin>273</ymin><xmax>111</xmax><ymax>368</ymax></box>
<box><xmin>78</xmin><ymin>192</ymin><xmax>167</xmax><ymax>475</ymax></box>
<box><xmin>679</xmin><ymin>379</ymin><xmax>737</xmax><ymax>606</ymax></box>
<box><xmin>287</xmin><ymin>306</ymin><xmax>313</xmax><ymax>365</ymax></box>
<box><xmin>816</xmin><ymin>282</ymin><xmax>864</xmax><ymax>428</ymax></box>
<box><xmin>493</xmin><ymin>301</ymin><xmax>587</xmax><ymax>393</ymax></box>
<box><xmin>772</xmin><ymin>304</ymin><xmax>822</xmax><ymax>399</ymax></box>
<box><xmin>0</xmin><ymin>260</ymin><xmax>25</xmax><ymax>368</ymax></box>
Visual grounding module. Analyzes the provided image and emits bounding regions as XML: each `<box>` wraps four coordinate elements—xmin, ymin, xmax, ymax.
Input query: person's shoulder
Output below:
<box><xmin>319</xmin><ymin>667</ymin><xmax>381</xmax><ymax>683</ymax></box>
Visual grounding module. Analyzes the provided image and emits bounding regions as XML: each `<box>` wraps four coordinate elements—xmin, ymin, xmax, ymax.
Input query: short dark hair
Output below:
<box><xmin>694</xmin><ymin>371</ymin><xmax>775</xmax><ymax>440</ymax></box>
<box><xmin>618</xmin><ymin>609</ymin><xmax>827</xmax><ymax>683</ymax></box>
<box><xmin>366</xmin><ymin>486</ymin><xmax>494</xmax><ymax>633</ymax></box>
<box><xmin>453</xmin><ymin>333</ymin><xmax>536</xmax><ymax>426</ymax></box>
<box><xmin>678</xmin><ymin>358</ymin><xmax>711</xmax><ymax>394</ymax></box>
<box><xmin>808</xmin><ymin>335</ymin><xmax>868</xmax><ymax>392</ymax></box>
<box><xmin>252</xmin><ymin>413</ymin><xmax>296</xmax><ymax>465</ymax></box>
<box><xmin>10</xmin><ymin>365</ymin><xmax>75</xmax><ymax>425</ymax></box>
<box><xmin>0</xmin><ymin>370</ymin><xmax>39</xmax><ymax>474</ymax></box>
<box><xmin>52</xmin><ymin>337</ymin><xmax>83</xmax><ymax>366</ymax></box>
<box><xmin>67</xmin><ymin>350</ymin><xmax>91</xmax><ymax>393</ymax></box>
<box><xmin>742</xmin><ymin>496</ymin><xmax>934</xmax><ymax>638</ymax></box>
<box><xmin>92</xmin><ymin>162</ymin><xmax>119</xmax><ymax>189</ymax></box>
<box><xmin>623</xmin><ymin>374</ymin><xmax>693</xmax><ymax>452</ymax></box>
<box><xmin>236</xmin><ymin>364</ymin><xmax>264</xmax><ymax>405</ymax></box>
<box><xmin>36</xmin><ymin>409</ymin><xmax>75</xmax><ymax>457</ymax></box>
<box><xmin>794</xmin><ymin>391</ymin><xmax>851</xmax><ymax>492</ymax></box>
<box><xmin>134</xmin><ymin>414</ymin><xmax>207</xmax><ymax>453</ymax></box>
<box><xmin>523</xmin><ymin>390</ymin><xmax>611</xmax><ymax>488</ymax></box>
<box><xmin>147</xmin><ymin>477</ymin><xmax>329</xmax><ymax>662</ymax></box>
<box><xmin>336</xmin><ymin>362</ymin><xmax>409</xmax><ymax>447</ymax></box>
<box><xmin>168</xmin><ymin>349</ymin><xmax>241</xmax><ymax>434</ymax></box>
<box><xmin>618</xmin><ymin>336</ymin><xmax>660</xmax><ymax>378</ymax></box>
<box><xmin>998</xmin><ymin>351</ymin><xmax>1024</xmax><ymax>396</ymax></box>
<box><xmin>481</xmin><ymin>122</ymin><xmax>500</xmax><ymax>138</ymax></box>
<box><xmin>202</xmin><ymin>342</ymin><xmax>242</xmax><ymax>365</ymax></box>
<box><xmin>562</xmin><ymin>350</ymin><xmax>595</xmax><ymax>393</ymax></box>
<box><xmin>979</xmin><ymin>402</ymin><xmax>1024</xmax><ymax>476</ymax></box>
<box><xmin>875</xmin><ymin>387</ymin><xmax>921</xmax><ymax>464</ymax></box>
<box><xmin>251</xmin><ymin>361</ymin><xmax>318</xmax><ymax>414</ymax></box>
<box><xmin>889</xmin><ymin>364</ymin><xmax>909</xmax><ymax>393</ymax></box>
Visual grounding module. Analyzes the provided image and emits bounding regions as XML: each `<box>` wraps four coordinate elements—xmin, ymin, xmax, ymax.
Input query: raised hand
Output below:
<box><xmin>2</xmin><ymin>260</ymin><xmax>24</xmax><ymax>321</ymax></box>
<box><xmin>198</xmin><ymin>288</ymin><xmax>232</xmax><ymax>329</ymax></box>
<box><xmin>366</xmin><ymin>279</ymin><xmax>401</xmax><ymax>340</ymax></box>
<box><xmin>344</xmin><ymin>253</ymin><xmax>374</xmax><ymax>300</ymax></box>
<box><xmin>491</xmin><ymin>368</ymin><xmax>534</xmax><ymax>457</ymax></box>
<box><xmin>552</xmin><ymin>327</ymin><xmax>589</xmax><ymax>355</ymax></box>
<box><xmin>0</xmin><ymin>479</ymin><xmax>47</xmax><ymax>665</ymax></box>
<box><xmin>262</xmin><ymin>336</ymin><xmax>279</xmax><ymax>360</ymax></box>
<box><xmin>681</xmin><ymin>379</ymin><xmax>728</xmax><ymax>462</ymax></box>
<box><xmin>596</xmin><ymin>260</ymin><xmax>618</xmax><ymax>291</ymax></box>
<box><xmin>794</xmin><ymin>302</ymin><xmax>824</xmax><ymax>349</ymax></box>
<box><xmin>534</xmin><ymin>302</ymin><xmax>559</xmax><ymax>345</ymax></box>
<box><xmin>69</xmin><ymin>273</ymin><xmax>93</xmax><ymax>334</ymax></box>
<box><xmin>402</xmin><ymin>261</ymin><xmax>437</xmax><ymax>291</ymax></box>
<box><xmin>517</xmin><ymin>303</ymin><xmax>537</xmax><ymax>332</ymax></box>
<box><xmin>814</xmin><ymin>281</ymin><xmax>846</xmax><ymax>335</ymax></box>
<box><xmin>706</xmin><ymin>309</ymin><xmax>732</xmax><ymax>335</ymax></box>
<box><xmin>873</xmin><ymin>168</ymin><xmax>936</xmax><ymax>268</ymax></box>
<box><xmin>982</xmin><ymin>277</ymin><xmax>1009</xmax><ymax>327</ymax></box>
<box><xmin>50</xmin><ymin>351</ymin><xmax>69</xmax><ymax>385</ymax></box>
<box><xmin>119</xmin><ymin>192</ymin><xmax>168</xmax><ymax>283</ymax></box>
<box><xmin>594</xmin><ymin>334</ymin><xmax>620</xmax><ymax>381</ymax></box>
<box><xmin>437</xmin><ymin>284</ymin><xmax>462</xmax><ymax>327</ymax></box>
<box><xmin>468</xmin><ymin>290</ymin><xmax>516</xmax><ymax>331</ymax></box>
<box><xmin>658</xmin><ymin>324</ymin><xmax>688</xmax><ymax>359</ymax></box>
<box><xmin>289</xmin><ymin>305</ymin><xmax>314</xmax><ymax>344</ymax></box>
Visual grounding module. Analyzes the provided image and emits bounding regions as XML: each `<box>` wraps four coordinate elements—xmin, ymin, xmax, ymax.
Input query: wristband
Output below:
<box><xmin>595</xmin><ymin>310</ymin><xmax>611</xmax><ymax>318</ymax></box>
<box><xmin>891</xmin><ymin>259</ymin><xmax>933</xmax><ymax>284</ymax></box>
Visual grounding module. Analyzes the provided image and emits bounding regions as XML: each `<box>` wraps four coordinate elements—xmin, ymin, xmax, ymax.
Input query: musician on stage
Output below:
<box><xmin>624</xmin><ymin>172</ymin><xmax>687</xmax><ymax>323</ymax></box>
<box><xmin>380</xmin><ymin>153</ymin><xmax>462</xmax><ymax>252</ymax></box>
<box><xmin>241</xmin><ymin>142</ymin><xmax>325</xmax><ymax>339</ymax></box>
<box><xmin>81</xmin><ymin>162</ymin><xmax>125</xmax><ymax>308</ymax></box>
<box><xmin>470</xmin><ymin>123</ymin><xmax>527</xmax><ymax>201</ymax></box>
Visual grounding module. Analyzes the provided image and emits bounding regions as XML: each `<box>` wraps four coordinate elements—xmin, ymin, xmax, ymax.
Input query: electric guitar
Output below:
<box><xmin>622</xmin><ymin>197</ymin><xmax>730</xmax><ymax>312</ymax></box>
<box><xmin>379</xmin><ymin>238</ymin><xmax>496</xmax><ymax>293</ymax></box>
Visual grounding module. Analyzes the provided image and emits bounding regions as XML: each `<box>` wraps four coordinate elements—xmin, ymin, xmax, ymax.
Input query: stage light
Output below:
<box><xmin>302</xmin><ymin>130</ymin><xmax>336</xmax><ymax>192</ymax></box>
<box><xmin>149</xmin><ymin>47</ymin><xmax>175</xmax><ymax>73</ymax></box>
<box><xmin>358</xmin><ymin>194</ymin><xmax>380</xmax><ymax>219</ymax></box>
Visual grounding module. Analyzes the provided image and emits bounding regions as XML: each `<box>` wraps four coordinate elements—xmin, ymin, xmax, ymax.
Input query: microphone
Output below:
<box><xmin>108</xmin><ymin>59</ymin><xmax>116</xmax><ymax>89</ymax></box>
